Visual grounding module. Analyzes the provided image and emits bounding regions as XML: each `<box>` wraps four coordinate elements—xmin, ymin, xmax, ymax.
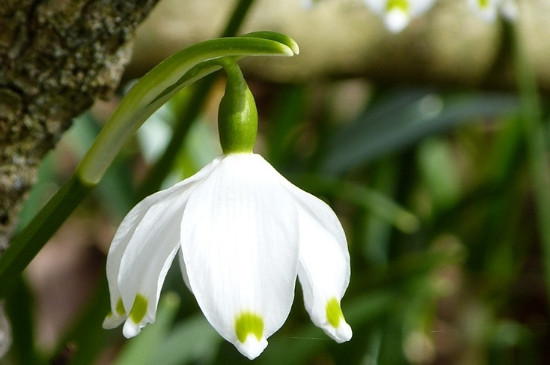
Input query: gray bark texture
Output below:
<box><xmin>0</xmin><ymin>0</ymin><xmax>159</xmax><ymax>250</ymax></box>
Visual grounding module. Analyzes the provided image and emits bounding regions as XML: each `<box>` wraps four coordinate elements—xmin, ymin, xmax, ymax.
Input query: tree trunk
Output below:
<box><xmin>0</xmin><ymin>0</ymin><xmax>160</xmax><ymax>250</ymax></box>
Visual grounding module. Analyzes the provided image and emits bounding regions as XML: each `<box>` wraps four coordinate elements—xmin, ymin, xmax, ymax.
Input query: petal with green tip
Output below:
<box><xmin>285</xmin><ymin>183</ymin><xmax>352</xmax><ymax>343</ymax></box>
<box><xmin>105</xmin><ymin>158</ymin><xmax>221</xmax><ymax>337</ymax></box>
<box><xmin>180</xmin><ymin>154</ymin><xmax>299</xmax><ymax>359</ymax></box>
<box><xmin>363</xmin><ymin>0</ymin><xmax>436</xmax><ymax>33</ymax></box>
<box><xmin>234</xmin><ymin>312</ymin><xmax>268</xmax><ymax>359</ymax></box>
<box><xmin>123</xmin><ymin>294</ymin><xmax>149</xmax><ymax>338</ymax></box>
<box><xmin>325</xmin><ymin>298</ymin><xmax>352</xmax><ymax>342</ymax></box>
<box><xmin>102</xmin><ymin>297</ymin><xmax>127</xmax><ymax>329</ymax></box>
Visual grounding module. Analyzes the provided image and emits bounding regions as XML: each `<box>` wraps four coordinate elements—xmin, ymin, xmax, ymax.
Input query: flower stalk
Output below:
<box><xmin>218</xmin><ymin>60</ymin><xmax>258</xmax><ymax>154</ymax></box>
<box><xmin>0</xmin><ymin>32</ymin><xmax>299</xmax><ymax>299</ymax></box>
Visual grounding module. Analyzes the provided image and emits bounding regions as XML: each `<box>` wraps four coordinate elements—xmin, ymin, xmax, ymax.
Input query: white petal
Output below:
<box><xmin>385</xmin><ymin>8</ymin><xmax>410</xmax><ymax>33</ymax></box>
<box><xmin>104</xmin><ymin>157</ymin><xmax>221</xmax><ymax>334</ymax></box>
<box><xmin>286</xmin><ymin>185</ymin><xmax>352</xmax><ymax>342</ymax></box>
<box><xmin>236</xmin><ymin>336</ymin><xmax>268</xmax><ymax>360</ymax></box>
<box><xmin>102</xmin><ymin>309</ymin><xmax>126</xmax><ymax>330</ymax></box>
<box><xmin>180</xmin><ymin>154</ymin><xmax>299</xmax><ymax>359</ymax></box>
<box><xmin>177</xmin><ymin>249</ymin><xmax>192</xmax><ymax>292</ymax></box>
<box><xmin>468</xmin><ymin>0</ymin><xmax>498</xmax><ymax>22</ymax></box>
<box><xmin>365</xmin><ymin>0</ymin><xmax>435</xmax><ymax>32</ymax></box>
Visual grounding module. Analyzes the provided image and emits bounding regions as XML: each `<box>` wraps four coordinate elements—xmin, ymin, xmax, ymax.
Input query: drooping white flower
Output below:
<box><xmin>364</xmin><ymin>0</ymin><xmax>437</xmax><ymax>33</ymax></box>
<box><xmin>103</xmin><ymin>153</ymin><xmax>352</xmax><ymax>359</ymax></box>
<box><xmin>467</xmin><ymin>0</ymin><xmax>518</xmax><ymax>22</ymax></box>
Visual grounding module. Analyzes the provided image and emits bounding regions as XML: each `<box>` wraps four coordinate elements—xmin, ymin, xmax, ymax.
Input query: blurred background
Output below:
<box><xmin>4</xmin><ymin>0</ymin><xmax>550</xmax><ymax>364</ymax></box>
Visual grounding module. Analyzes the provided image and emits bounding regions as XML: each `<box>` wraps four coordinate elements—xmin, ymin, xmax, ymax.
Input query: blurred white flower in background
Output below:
<box><xmin>364</xmin><ymin>0</ymin><xmax>437</xmax><ymax>32</ymax></box>
<box><xmin>467</xmin><ymin>0</ymin><xmax>518</xmax><ymax>22</ymax></box>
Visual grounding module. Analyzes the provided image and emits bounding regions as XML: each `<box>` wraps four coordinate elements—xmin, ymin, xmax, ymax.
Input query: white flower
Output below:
<box><xmin>364</xmin><ymin>0</ymin><xmax>437</xmax><ymax>33</ymax></box>
<box><xmin>102</xmin><ymin>153</ymin><xmax>352</xmax><ymax>359</ymax></box>
<box><xmin>467</xmin><ymin>0</ymin><xmax>518</xmax><ymax>22</ymax></box>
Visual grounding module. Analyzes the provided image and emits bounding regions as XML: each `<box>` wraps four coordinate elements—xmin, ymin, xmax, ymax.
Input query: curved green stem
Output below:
<box><xmin>137</xmin><ymin>0</ymin><xmax>263</xmax><ymax>198</ymax></box>
<box><xmin>0</xmin><ymin>32</ymin><xmax>299</xmax><ymax>298</ymax></box>
<box><xmin>0</xmin><ymin>176</ymin><xmax>90</xmax><ymax>298</ymax></box>
<box><xmin>136</xmin><ymin>78</ymin><xmax>214</xmax><ymax>199</ymax></box>
<box><xmin>77</xmin><ymin>34</ymin><xmax>297</xmax><ymax>185</ymax></box>
<box><xmin>222</xmin><ymin>0</ymin><xmax>256</xmax><ymax>37</ymax></box>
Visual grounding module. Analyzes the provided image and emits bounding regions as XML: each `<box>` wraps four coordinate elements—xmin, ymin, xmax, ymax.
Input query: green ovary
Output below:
<box><xmin>387</xmin><ymin>0</ymin><xmax>409</xmax><ymax>12</ymax></box>
<box><xmin>479</xmin><ymin>0</ymin><xmax>489</xmax><ymax>8</ymax></box>
<box><xmin>129</xmin><ymin>294</ymin><xmax>148</xmax><ymax>324</ymax></box>
<box><xmin>235</xmin><ymin>312</ymin><xmax>264</xmax><ymax>343</ymax></box>
<box><xmin>325</xmin><ymin>297</ymin><xmax>344</xmax><ymax>328</ymax></box>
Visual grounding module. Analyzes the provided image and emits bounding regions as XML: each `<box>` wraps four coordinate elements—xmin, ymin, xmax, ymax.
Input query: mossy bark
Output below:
<box><xmin>0</xmin><ymin>0</ymin><xmax>159</xmax><ymax>250</ymax></box>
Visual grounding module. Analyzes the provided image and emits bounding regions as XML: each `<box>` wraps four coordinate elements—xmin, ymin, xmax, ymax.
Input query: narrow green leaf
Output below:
<box><xmin>152</xmin><ymin>315</ymin><xmax>221</xmax><ymax>365</ymax></box>
<box><xmin>292</xmin><ymin>174</ymin><xmax>419</xmax><ymax>233</ymax></box>
<box><xmin>267</xmin><ymin>85</ymin><xmax>306</xmax><ymax>166</ymax></box>
<box><xmin>323</xmin><ymin>91</ymin><xmax>518</xmax><ymax>173</ymax></box>
<box><xmin>78</xmin><ymin>33</ymin><xmax>298</xmax><ymax>185</ymax></box>
<box><xmin>242</xmin><ymin>31</ymin><xmax>300</xmax><ymax>54</ymax></box>
<box><xmin>4</xmin><ymin>277</ymin><xmax>44</xmax><ymax>365</ymax></box>
<box><xmin>137</xmin><ymin>0</ymin><xmax>259</xmax><ymax>198</ymax></box>
<box><xmin>0</xmin><ymin>176</ymin><xmax>90</xmax><ymax>298</ymax></box>
<box><xmin>62</xmin><ymin>277</ymin><xmax>110</xmax><ymax>365</ymax></box>
<box><xmin>417</xmin><ymin>137</ymin><xmax>461</xmax><ymax>211</ymax></box>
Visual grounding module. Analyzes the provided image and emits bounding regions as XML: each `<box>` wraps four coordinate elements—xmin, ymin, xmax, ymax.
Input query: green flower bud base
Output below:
<box><xmin>218</xmin><ymin>61</ymin><xmax>258</xmax><ymax>154</ymax></box>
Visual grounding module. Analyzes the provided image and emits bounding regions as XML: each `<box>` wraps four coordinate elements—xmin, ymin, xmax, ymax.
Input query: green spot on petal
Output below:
<box><xmin>235</xmin><ymin>312</ymin><xmax>264</xmax><ymax>343</ymax></box>
<box><xmin>325</xmin><ymin>298</ymin><xmax>344</xmax><ymax>328</ymax></box>
<box><xmin>387</xmin><ymin>0</ymin><xmax>409</xmax><ymax>12</ymax></box>
<box><xmin>479</xmin><ymin>0</ymin><xmax>489</xmax><ymax>8</ymax></box>
<box><xmin>116</xmin><ymin>298</ymin><xmax>126</xmax><ymax>316</ymax></box>
<box><xmin>129</xmin><ymin>294</ymin><xmax>148</xmax><ymax>324</ymax></box>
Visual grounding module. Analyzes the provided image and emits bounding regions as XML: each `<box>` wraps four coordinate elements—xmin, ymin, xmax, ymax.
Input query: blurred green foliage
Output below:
<box><xmin>6</xmin><ymin>73</ymin><xmax>549</xmax><ymax>364</ymax></box>
<box><xmin>3</xmin><ymin>7</ymin><xmax>550</xmax><ymax>365</ymax></box>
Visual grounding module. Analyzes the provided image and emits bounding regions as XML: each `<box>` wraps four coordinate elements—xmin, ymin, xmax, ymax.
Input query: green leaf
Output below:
<box><xmin>151</xmin><ymin>315</ymin><xmax>222</xmax><ymax>365</ymax></box>
<box><xmin>417</xmin><ymin>137</ymin><xmax>461</xmax><ymax>211</ymax></box>
<box><xmin>323</xmin><ymin>90</ymin><xmax>518</xmax><ymax>173</ymax></box>
<box><xmin>292</xmin><ymin>174</ymin><xmax>419</xmax><ymax>233</ymax></box>
<box><xmin>267</xmin><ymin>85</ymin><xmax>306</xmax><ymax>166</ymax></box>
<box><xmin>242</xmin><ymin>31</ymin><xmax>300</xmax><ymax>55</ymax></box>
<box><xmin>0</xmin><ymin>176</ymin><xmax>90</xmax><ymax>298</ymax></box>
<box><xmin>78</xmin><ymin>33</ymin><xmax>298</xmax><ymax>185</ymax></box>
<box><xmin>4</xmin><ymin>277</ymin><xmax>44</xmax><ymax>365</ymax></box>
<box><xmin>61</xmin><ymin>277</ymin><xmax>110</xmax><ymax>365</ymax></box>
